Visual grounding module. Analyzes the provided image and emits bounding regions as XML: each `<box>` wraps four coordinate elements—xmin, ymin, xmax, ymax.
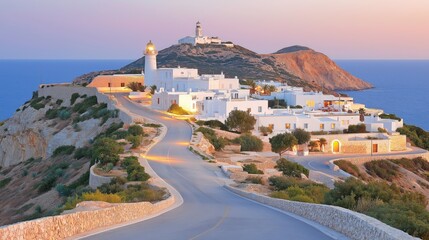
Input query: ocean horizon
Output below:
<box><xmin>0</xmin><ymin>59</ymin><xmax>428</xmax><ymax>130</ymax></box>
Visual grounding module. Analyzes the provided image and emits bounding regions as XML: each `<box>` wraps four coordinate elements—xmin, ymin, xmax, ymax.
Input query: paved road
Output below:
<box><xmin>84</xmin><ymin>94</ymin><xmax>344</xmax><ymax>240</ymax></box>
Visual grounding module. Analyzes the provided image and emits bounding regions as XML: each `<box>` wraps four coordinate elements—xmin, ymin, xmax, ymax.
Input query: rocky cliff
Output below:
<box><xmin>0</xmin><ymin>92</ymin><xmax>120</xmax><ymax>167</ymax></box>
<box><xmin>73</xmin><ymin>44</ymin><xmax>372</xmax><ymax>92</ymax></box>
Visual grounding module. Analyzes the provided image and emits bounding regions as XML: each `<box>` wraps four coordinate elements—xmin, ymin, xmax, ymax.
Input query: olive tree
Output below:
<box><xmin>269</xmin><ymin>133</ymin><xmax>298</xmax><ymax>157</ymax></box>
<box><xmin>225</xmin><ymin>110</ymin><xmax>256</xmax><ymax>133</ymax></box>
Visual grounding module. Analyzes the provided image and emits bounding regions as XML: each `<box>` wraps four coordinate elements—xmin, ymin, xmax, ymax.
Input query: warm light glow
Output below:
<box><xmin>144</xmin><ymin>154</ymin><xmax>183</xmax><ymax>165</ymax></box>
<box><xmin>175</xmin><ymin>141</ymin><xmax>189</xmax><ymax>146</ymax></box>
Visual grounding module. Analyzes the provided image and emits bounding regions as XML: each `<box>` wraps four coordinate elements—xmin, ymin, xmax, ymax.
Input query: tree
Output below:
<box><xmin>292</xmin><ymin>128</ymin><xmax>311</xmax><ymax>145</ymax></box>
<box><xmin>246</xmin><ymin>79</ymin><xmax>257</xmax><ymax>94</ymax></box>
<box><xmin>259</xmin><ymin>125</ymin><xmax>273</xmax><ymax>136</ymax></box>
<box><xmin>359</xmin><ymin>108</ymin><xmax>366</xmax><ymax>122</ymax></box>
<box><xmin>275</xmin><ymin>158</ymin><xmax>309</xmax><ymax>178</ymax></box>
<box><xmin>243</xmin><ymin>164</ymin><xmax>263</xmax><ymax>174</ymax></box>
<box><xmin>268</xmin><ymin>85</ymin><xmax>277</xmax><ymax>94</ymax></box>
<box><xmin>308</xmin><ymin>141</ymin><xmax>318</xmax><ymax>151</ymax></box>
<box><xmin>128</xmin><ymin>125</ymin><xmax>144</xmax><ymax>136</ymax></box>
<box><xmin>225</xmin><ymin>110</ymin><xmax>256</xmax><ymax>133</ymax></box>
<box><xmin>167</xmin><ymin>103</ymin><xmax>189</xmax><ymax>115</ymax></box>
<box><xmin>92</xmin><ymin>137</ymin><xmax>124</xmax><ymax>165</ymax></box>
<box><xmin>269</xmin><ymin>133</ymin><xmax>298</xmax><ymax>157</ymax></box>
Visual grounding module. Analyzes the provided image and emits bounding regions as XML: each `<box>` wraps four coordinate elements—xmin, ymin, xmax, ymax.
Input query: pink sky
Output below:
<box><xmin>1</xmin><ymin>0</ymin><xmax>428</xmax><ymax>59</ymax></box>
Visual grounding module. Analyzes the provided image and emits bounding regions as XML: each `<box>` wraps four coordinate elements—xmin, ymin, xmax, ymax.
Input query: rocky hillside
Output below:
<box><xmin>73</xmin><ymin>44</ymin><xmax>372</xmax><ymax>92</ymax></box>
<box><xmin>0</xmin><ymin>93</ymin><xmax>119</xmax><ymax>167</ymax></box>
<box><xmin>266</xmin><ymin>46</ymin><xmax>373</xmax><ymax>90</ymax></box>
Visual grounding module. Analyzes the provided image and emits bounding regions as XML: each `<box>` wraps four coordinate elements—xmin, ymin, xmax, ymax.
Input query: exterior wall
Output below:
<box><xmin>88</xmin><ymin>75</ymin><xmax>144</xmax><ymax>93</ymax></box>
<box><xmin>225</xmin><ymin>185</ymin><xmax>417</xmax><ymax>240</ymax></box>
<box><xmin>89</xmin><ymin>165</ymin><xmax>113</xmax><ymax>189</ymax></box>
<box><xmin>389</xmin><ymin>134</ymin><xmax>407</xmax><ymax>151</ymax></box>
<box><xmin>152</xmin><ymin>91</ymin><xmax>215</xmax><ymax>112</ymax></box>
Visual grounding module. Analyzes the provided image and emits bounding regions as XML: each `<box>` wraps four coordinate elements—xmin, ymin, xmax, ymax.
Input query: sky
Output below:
<box><xmin>0</xmin><ymin>0</ymin><xmax>428</xmax><ymax>60</ymax></box>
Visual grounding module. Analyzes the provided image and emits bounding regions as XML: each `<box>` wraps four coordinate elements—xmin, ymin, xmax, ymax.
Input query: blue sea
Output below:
<box><xmin>0</xmin><ymin>60</ymin><xmax>131</xmax><ymax>121</ymax></box>
<box><xmin>337</xmin><ymin>60</ymin><xmax>429</xmax><ymax>130</ymax></box>
<box><xmin>0</xmin><ymin>60</ymin><xmax>428</xmax><ymax>130</ymax></box>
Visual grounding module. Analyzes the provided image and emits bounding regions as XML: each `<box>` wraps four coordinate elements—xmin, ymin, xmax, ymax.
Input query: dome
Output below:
<box><xmin>145</xmin><ymin>40</ymin><xmax>157</xmax><ymax>54</ymax></box>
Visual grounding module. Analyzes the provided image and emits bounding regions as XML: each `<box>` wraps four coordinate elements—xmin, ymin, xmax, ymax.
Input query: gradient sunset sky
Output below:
<box><xmin>1</xmin><ymin>0</ymin><xmax>428</xmax><ymax>59</ymax></box>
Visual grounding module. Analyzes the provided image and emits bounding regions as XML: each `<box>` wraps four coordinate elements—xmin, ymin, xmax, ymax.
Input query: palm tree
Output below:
<box><xmin>359</xmin><ymin>108</ymin><xmax>366</xmax><ymax>122</ymax></box>
<box><xmin>261</xmin><ymin>85</ymin><xmax>270</xmax><ymax>95</ymax></box>
<box><xmin>246</xmin><ymin>79</ymin><xmax>257</xmax><ymax>94</ymax></box>
<box><xmin>127</xmin><ymin>82</ymin><xmax>140</xmax><ymax>92</ymax></box>
<box><xmin>139</xmin><ymin>85</ymin><xmax>147</xmax><ymax>92</ymax></box>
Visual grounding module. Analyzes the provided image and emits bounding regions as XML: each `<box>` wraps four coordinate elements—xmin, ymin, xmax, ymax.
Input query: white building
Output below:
<box><xmin>178</xmin><ymin>22</ymin><xmax>233</xmax><ymax>47</ymax></box>
<box><xmin>151</xmin><ymin>89</ymin><xmax>215</xmax><ymax>113</ymax></box>
<box><xmin>144</xmin><ymin>41</ymin><xmax>240</xmax><ymax>92</ymax></box>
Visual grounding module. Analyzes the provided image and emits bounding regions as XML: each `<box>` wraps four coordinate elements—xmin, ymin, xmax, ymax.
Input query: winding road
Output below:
<box><xmin>83</xmin><ymin>94</ymin><xmax>346</xmax><ymax>240</ymax></box>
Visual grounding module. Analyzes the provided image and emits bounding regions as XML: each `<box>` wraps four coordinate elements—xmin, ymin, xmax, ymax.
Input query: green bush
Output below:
<box><xmin>196</xmin><ymin>127</ymin><xmax>228</xmax><ymax>151</ymax></box>
<box><xmin>345</xmin><ymin>124</ymin><xmax>367</xmax><ymax>133</ymax></box>
<box><xmin>56</xmin><ymin>99</ymin><xmax>63</xmax><ymax>105</ymax></box>
<box><xmin>225</xmin><ymin>110</ymin><xmax>256</xmax><ymax>133</ymax></box>
<box><xmin>364</xmin><ymin>160</ymin><xmax>399</xmax><ymax>181</ymax></box>
<box><xmin>45</xmin><ymin>108</ymin><xmax>59</xmax><ymax>119</ymax></box>
<box><xmin>72</xmin><ymin>96</ymin><xmax>98</xmax><ymax>114</ymax></box>
<box><xmin>397</xmin><ymin>124</ymin><xmax>429</xmax><ymax>150</ymax></box>
<box><xmin>58</xmin><ymin>109</ymin><xmax>71</xmax><ymax>120</ymax></box>
<box><xmin>126</xmin><ymin>135</ymin><xmax>143</xmax><ymax>149</ymax></box>
<box><xmin>269</xmin><ymin>177</ymin><xmax>329</xmax><ymax>203</ymax></box>
<box><xmin>246</xmin><ymin>176</ymin><xmax>263</xmax><ymax>184</ymax></box>
<box><xmin>325</xmin><ymin>178</ymin><xmax>429</xmax><ymax>239</ymax></box>
<box><xmin>233</xmin><ymin>134</ymin><xmax>263</xmax><ymax>152</ymax></box>
<box><xmin>203</xmin><ymin>120</ymin><xmax>229</xmax><ymax>131</ymax></box>
<box><xmin>143</xmin><ymin>123</ymin><xmax>162</xmax><ymax>128</ymax></box>
<box><xmin>29</xmin><ymin>96</ymin><xmax>46</xmax><ymax>110</ymax></box>
<box><xmin>128</xmin><ymin>125</ymin><xmax>144</xmax><ymax>136</ymax></box>
<box><xmin>70</xmin><ymin>93</ymin><xmax>80</xmax><ymax>105</ymax></box>
<box><xmin>275</xmin><ymin>158</ymin><xmax>309</xmax><ymax>177</ymax></box>
<box><xmin>379</xmin><ymin>113</ymin><xmax>401</xmax><ymax>121</ymax></box>
<box><xmin>53</xmin><ymin>145</ymin><xmax>76</xmax><ymax>157</ymax></box>
<box><xmin>0</xmin><ymin>177</ymin><xmax>12</xmax><ymax>189</ymax></box>
<box><xmin>119</xmin><ymin>183</ymin><xmax>165</xmax><ymax>202</ymax></box>
<box><xmin>92</xmin><ymin>137</ymin><xmax>124</xmax><ymax>165</ymax></box>
<box><xmin>74</xmin><ymin>147</ymin><xmax>92</xmax><ymax>159</ymax></box>
<box><xmin>122</xmin><ymin>156</ymin><xmax>150</xmax><ymax>181</ymax></box>
<box><xmin>167</xmin><ymin>103</ymin><xmax>189</xmax><ymax>115</ymax></box>
<box><xmin>243</xmin><ymin>164</ymin><xmax>263</xmax><ymax>174</ymax></box>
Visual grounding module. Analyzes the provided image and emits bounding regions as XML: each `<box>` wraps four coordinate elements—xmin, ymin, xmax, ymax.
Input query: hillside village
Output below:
<box><xmin>1</xmin><ymin>21</ymin><xmax>429</xmax><ymax>240</ymax></box>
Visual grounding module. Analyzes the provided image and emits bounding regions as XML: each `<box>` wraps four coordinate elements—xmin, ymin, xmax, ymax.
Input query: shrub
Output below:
<box><xmin>167</xmin><ymin>103</ymin><xmax>189</xmax><ymax>115</ymax></box>
<box><xmin>128</xmin><ymin>125</ymin><xmax>144</xmax><ymax>136</ymax></box>
<box><xmin>203</xmin><ymin>120</ymin><xmax>229</xmax><ymax>131</ymax></box>
<box><xmin>92</xmin><ymin>137</ymin><xmax>124</xmax><ymax>165</ymax></box>
<box><xmin>122</xmin><ymin>156</ymin><xmax>150</xmax><ymax>181</ymax></box>
<box><xmin>334</xmin><ymin>160</ymin><xmax>361</xmax><ymax>177</ymax></box>
<box><xmin>233</xmin><ymin>134</ymin><xmax>263</xmax><ymax>152</ymax></box>
<box><xmin>269</xmin><ymin>178</ymin><xmax>329</xmax><ymax>204</ymax></box>
<box><xmin>246</xmin><ymin>176</ymin><xmax>263</xmax><ymax>184</ymax></box>
<box><xmin>275</xmin><ymin>158</ymin><xmax>309</xmax><ymax>177</ymax></box>
<box><xmin>259</xmin><ymin>126</ymin><xmax>273</xmax><ymax>136</ymax></box>
<box><xmin>364</xmin><ymin>160</ymin><xmax>399</xmax><ymax>181</ymax></box>
<box><xmin>269</xmin><ymin>176</ymin><xmax>317</xmax><ymax>190</ymax></box>
<box><xmin>0</xmin><ymin>177</ymin><xmax>12</xmax><ymax>189</ymax></box>
<box><xmin>72</xmin><ymin>96</ymin><xmax>98</xmax><ymax>114</ymax></box>
<box><xmin>143</xmin><ymin>123</ymin><xmax>162</xmax><ymax>128</ymax></box>
<box><xmin>38</xmin><ymin>174</ymin><xmax>58</xmax><ymax>193</ymax></box>
<box><xmin>126</xmin><ymin>135</ymin><xmax>143</xmax><ymax>149</ymax></box>
<box><xmin>56</xmin><ymin>184</ymin><xmax>72</xmax><ymax>197</ymax></box>
<box><xmin>74</xmin><ymin>147</ymin><xmax>92</xmax><ymax>159</ymax></box>
<box><xmin>196</xmin><ymin>127</ymin><xmax>228</xmax><ymax>151</ymax></box>
<box><xmin>56</xmin><ymin>99</ymin><xmax>63</xmax><ymax>105</ymax></box>
<box><xmin>70</xmin><ymin>93</ymin><xmax>80</xmax><ymax>105</ymax></box>
<box><xmin>29</xmin><ymin>96</ymin><xmax>46</xmax><ymax>110</ymax></box>
<box><xmin>345</xmin><ymin>124</ymin><xmax>367</xmax><ymax>133</ymax></box>
<box><xmin>378</xmin><ymin>127</ymin><xmax>387</xmax><ymax>133</ymax></box>
<box><xmin>243</xmin><ymin>164</ymin><xmax>263</xmax><ymax>174</ymax></box>
<box><xmin>53</xmin><ymin>145</ymin><xmax>76</xmax><ymax>157</ymax></box>
<box><xmin>58</xmin><ymin>109</ymin><xmax>71</xmax><ymax>120</ymax></box>
<box><xmin>119</xmin><ymin>183</ymin><xmax>165</xmax><ymax>202</ymax></box>
<box><xmin>379</xmin><ymin>113</ymin><xmax>401</xmax><ymax>121</ymax></box>
<box><xmin>82</xmin><ymin>189</ymin><xmax>122</xmax><ymax>203</ymax></box>
<box><xmin>45</xmin><ymin>108</ymin><xmax>59</xmax><ymax>119</ymax></box>
<box><xmin>397</xmin><ymin>124</ymin><xmax>429</xmax><ymax>150</ymax></box>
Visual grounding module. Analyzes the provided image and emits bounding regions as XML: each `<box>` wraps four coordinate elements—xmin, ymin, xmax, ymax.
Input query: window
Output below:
<box><xmin>258</xmin><ymin>106</ymin><xmax>262</xmax><ymax>112</ymax></box>
<box><xmin>341</xmin><ymin>120</ymin><xmax>350</xmax><ymax>125</ymax></box>
<box><xmin>108</xmin><ymin>83</ymin><xmax>111</xmax><ymax>87</ymax></box>
<box><xmin>157</xmin><ymin>98</ymin><xmax>160</xmax><ymax>104</ymax></box>
<box><xmin>304</xmin><ymin>123</ymin><xmax>308</xmax><ymax>129</ymax></box>
<box><xmin>320</xmin><ymin>124</ymin><xmax>324</xmax><ymax>130</ymax></box>
<box><xmin>331</xmin><ymin>123</ymin><xmax>335</xmax><ymax>129</ymax></box>
<box><xmin>285</xmin><ymin>123</ymin><xmax>291</xmax><ymax>129</ymax></box>
<box><xmin>121</xmin><ymin>83</ymin><xmax>125</xmax><ymax>87</ymax></box>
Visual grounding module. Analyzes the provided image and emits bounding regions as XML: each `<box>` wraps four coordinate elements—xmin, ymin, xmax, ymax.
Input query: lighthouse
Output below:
<box><xmin>144</xmin><ymin>40</ymin><xmax>158</xmax><ymax>86</ymax></box>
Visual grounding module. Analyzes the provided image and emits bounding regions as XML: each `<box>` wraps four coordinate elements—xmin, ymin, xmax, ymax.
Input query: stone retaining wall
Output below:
<box><xmin>225</xmin><ymin>185</ymin><xmax>417</xmax><ymax>240</ymax></box>
<box><xmin>0</xmin><ymin>197</ymin><xmax>174</xmax><ymax>240</ymax></box>
<box><xmin>89</xmin><ymin>164</ymin><xmax>113</xmax><ymax>189</ymax></box>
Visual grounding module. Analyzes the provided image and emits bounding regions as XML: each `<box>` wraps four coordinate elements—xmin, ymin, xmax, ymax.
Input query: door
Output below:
<box><xmin>333</xmin><ymin>140</ymin><xmax>340</xmax><ymax>153</ymax></box>
<box><xmin>372</xmin><ymin>144</ymin><xmax>378</xmax><ymax>153</ymax></box>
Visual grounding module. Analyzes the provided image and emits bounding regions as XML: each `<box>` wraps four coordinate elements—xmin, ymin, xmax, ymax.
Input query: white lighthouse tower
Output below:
<box><xmin>195</xmin><ymin>21</ymin><xmax>203</xmax><ymax>38</ymax></box>
<box><xmin>144</xmin><ymin>40</ymin><xmax>158</xmax><ymax>86</ymax></box>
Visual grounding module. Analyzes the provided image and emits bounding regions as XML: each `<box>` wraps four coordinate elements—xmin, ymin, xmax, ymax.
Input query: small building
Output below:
<box><xmin>88</xmin><ymin>74</ymin><xmax>144</xmax><ymax>93</ymax></box>
<box><xmin>311</xmin><ymin>132</ymin><xmax>406</xmax><ymax>154</ymax></box>
<box><xmin>151</xmin><ymin>89</ymin><xmax>216</xmax><ymax>113</ymax></box>
<box><xmin>178</xmin><ymin>22</ymin><xmax>233</xmax><ymax>47</ymax></box>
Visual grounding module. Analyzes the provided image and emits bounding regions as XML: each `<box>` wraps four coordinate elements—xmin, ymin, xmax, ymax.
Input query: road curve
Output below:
<box><xmin>84</xmin><ymin>94</ymin><xmax>344</xmax><ymax>240</ymax></box>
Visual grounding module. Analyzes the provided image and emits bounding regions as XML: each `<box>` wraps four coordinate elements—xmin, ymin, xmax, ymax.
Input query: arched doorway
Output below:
<box><xmin>332</xmin><ymin>140</ymin><xmax>341</xmax><ymax>153</ymax></box>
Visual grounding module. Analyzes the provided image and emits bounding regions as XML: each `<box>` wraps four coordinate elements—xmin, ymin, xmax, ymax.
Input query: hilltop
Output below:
<box><xmin>74</xmin><ymin>44</ymin><xmax>372</xmax><ymax>92</ymax></box>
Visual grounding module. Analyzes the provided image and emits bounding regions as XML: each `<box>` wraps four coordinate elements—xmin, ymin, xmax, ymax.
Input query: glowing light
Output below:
<box><xmin>145</xmin><ymin>155</ymin><xmax>183</xmax><ymax>165</ymax></box>
<box><xmin>175</xmin><ymin>141</ymin><xmax>189</xmax><ymax>146</ymax></box>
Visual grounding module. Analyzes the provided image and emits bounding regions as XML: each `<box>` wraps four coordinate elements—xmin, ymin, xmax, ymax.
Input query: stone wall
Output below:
<box><xmin>0</xmin><ymin>197</ymin><xmax>175</xmax><ymax>240</ymax></box>
<box><xmin>89</xmin><ymin>165</ymin><xmax>113</xmax><ymax>189</ymax></box>
<box><xmin>390</xmin><ymin>135</ymin><xmax>407</xmax><ymax>151</ymax></box>
<box><xmin>225</xmin><ymin>185</ymin><xmax>417</xmax><ymax>240</ymax></box>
